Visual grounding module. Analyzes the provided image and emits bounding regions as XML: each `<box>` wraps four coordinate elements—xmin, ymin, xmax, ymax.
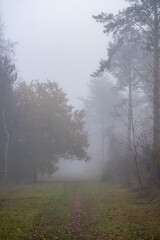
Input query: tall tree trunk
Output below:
<box><xmin>125</xmin><ymin>61</ymin><xmax>133</xmax><ymax>187</ymax></box>
<box><xmin>128</xmin><ymin>75</ymin><xmax>133</xmax><ymax>150</ymax></box>
<box><xmin>131</xmin><ymin>116</ymin><xmax>142</xmax><ymax>191</ymax></box>
<box><xmin>153</xmin><ymin>0</ymin><xmax>159</xmax><ymax>151</ymax></box>
<box><xmin>101</xmin><ymin>113</ymin><xmax>105</xmax><ymax>165</ymax></box>
<box><xmin>128</xmin><ymin>57</ymin><xmax>142</xmax><ymax>190</ymax></box>
<box><xmin>152</xmin><ymin>1</ymin><xmax>160</xmax><ymax>184</ymax></box>
<box><xmin>2</xmin><ymin>108</ymin><xmax>9</xmax><ymax>184</ymax></box>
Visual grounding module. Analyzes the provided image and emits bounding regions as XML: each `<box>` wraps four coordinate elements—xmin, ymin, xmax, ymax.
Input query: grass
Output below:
<box><xmin>0</xmin><ymin>182</ymin><xmax>160</xmax><ymax>239</ymax></box>
<box><xmin>0</xmin><ymin>183</ymin><xmax>73</xmax><ymax>240</ymax></box>
<box><xmin>80</xmin><ymin>183</ymin><xmax>160</xmax><ymax>240</ymax></box>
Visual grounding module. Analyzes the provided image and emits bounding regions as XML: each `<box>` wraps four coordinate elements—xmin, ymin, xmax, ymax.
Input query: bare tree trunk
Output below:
<box><xmin>153</xmin><ymin>0</ymin><xmax>159</xmax><ymax>151</ymax></box>
<box><xmin>131</xmin><ymin>119</ymin><xmax>142</xmax><ymax>191</ymax></box>
<box><xmin>126</xmin><ymin>62</ymin><xmax>133</xmax><ymax>187</ymax></box>
<box><xmin>101</xmin><ymin>114</ymin><xmax>105</xmax><ymax>165</ymax></box>
<box><xmin>128</xmin><ymin>62</ymin><xmax>142</xmax><ymax>190</ymax></box>
<box><xmin>2</xmin><ymin>108</ymin><xmax>9</xmax><ymax>184</ymax></box>
<box><xmin>128</xmin><ymin>75</ymin><xmax>133</xmax><ymax>150</ymax></box>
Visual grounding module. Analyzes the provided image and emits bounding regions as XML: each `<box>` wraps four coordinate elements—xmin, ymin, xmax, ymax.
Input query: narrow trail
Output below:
<box><xmin>68</xmin><ymin>186</ymin><xmax>85</xmax><ymax>240</ymax></box>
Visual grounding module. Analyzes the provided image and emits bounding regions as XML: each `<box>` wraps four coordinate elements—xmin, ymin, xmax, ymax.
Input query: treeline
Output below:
<box><xmin>0</xmin><ymin>21</ymin><xmax>89</xmax><ymax>184</ymax></box>
<box><xmin>85</xmin><ymin>0</ymin><xmax>160</xmax><ymax>192</ymax></box>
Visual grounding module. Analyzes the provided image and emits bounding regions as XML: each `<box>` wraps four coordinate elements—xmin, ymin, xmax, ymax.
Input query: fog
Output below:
<box><xmin>0</xmin><ymin>0</ymin><xmax>158</xmax><ymax>187</ymax></box>
<box><xmin>1</xmin><ymin>0</ymin><xmax>127</xmax><ymax>107</ymax></box>
<box><xmin>0</xmin><ymin>0</ymin><xmax>128</xmax><ymax>181</ymax></box>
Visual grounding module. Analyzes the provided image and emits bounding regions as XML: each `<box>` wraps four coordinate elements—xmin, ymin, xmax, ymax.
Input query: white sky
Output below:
<box><xmin>0</xmin><ymin>0</ymin><xmax>127</xmax><ymax>108</ymax></box>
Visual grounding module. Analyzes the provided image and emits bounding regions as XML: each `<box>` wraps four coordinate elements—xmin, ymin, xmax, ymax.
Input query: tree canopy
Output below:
<box><xmin>9</xmin><ymin>80</ymin><xmax>89</xmax><ymax>182</ymax></box>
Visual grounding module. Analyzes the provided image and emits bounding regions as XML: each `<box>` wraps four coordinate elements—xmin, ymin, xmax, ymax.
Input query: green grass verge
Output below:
<box><xmin>80</xmin><ymin>183</ymin><xmax>160</xmax><ymax>240</ymax></box>
<box><xmin>0</xmin><ymin>183</ymin><xmax>73</xmax><ymax>240</ymax></box>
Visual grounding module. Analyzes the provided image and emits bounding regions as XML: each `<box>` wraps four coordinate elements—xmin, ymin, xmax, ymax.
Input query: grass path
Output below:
<box><xmin>0</xmin><ymin>182</ymin><xmax>160</xmax><ymax>239</ymax></box>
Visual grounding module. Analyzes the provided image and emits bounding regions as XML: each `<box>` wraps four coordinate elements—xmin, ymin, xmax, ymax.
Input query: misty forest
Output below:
<box><xmin>0</xmin><ymin>0</ymin><xmax>160</xmax><ymax>239</ymax></box>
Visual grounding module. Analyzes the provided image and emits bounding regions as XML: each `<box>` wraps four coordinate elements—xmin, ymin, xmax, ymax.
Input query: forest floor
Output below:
<box><xmin>0</xmin><ymin>182</ymin><xmax>160</xmax><ymax>240</ymax></box>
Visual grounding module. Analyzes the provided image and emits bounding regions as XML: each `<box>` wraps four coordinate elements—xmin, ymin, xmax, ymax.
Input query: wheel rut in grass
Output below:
<box><xmin>68</xmin><ymin>185</ymin><xmax>85</xmax><ymax>240</ymax></box>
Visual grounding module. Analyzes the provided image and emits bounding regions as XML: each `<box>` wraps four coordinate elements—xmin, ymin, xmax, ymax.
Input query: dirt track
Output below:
<box><xmin>68</xmin><ymin>187</ymin><xmax>85</xmax><ymax>240</ymax></box>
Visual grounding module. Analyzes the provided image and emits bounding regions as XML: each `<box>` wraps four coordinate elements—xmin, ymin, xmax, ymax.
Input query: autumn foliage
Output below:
<box><xmin>8</xmin><ymin>80</ymin><xmax>89</xmax><ymax>182</ymax></box>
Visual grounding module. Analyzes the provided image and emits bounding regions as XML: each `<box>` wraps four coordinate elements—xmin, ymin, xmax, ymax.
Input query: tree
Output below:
<box><xmin>110</xmin><ymin>43</ymin><xmax>146</xmax><ymax>189</ymax></box>
<box><xmin>9</xmin><ymin>80</ymin><xmax>89</xmax><ymax>183</ymax></box>
<box><xmin>0</xmin><ymin>17</ymin><xmax>17</xmax><ymax>183</ymax></box>
<box><xmin>83</xmin><ymin>75</ymin><xmax>119</xmax><ymax>175</ymax></box>
<box><xmin>93</xmin><ymin>0</ymin><xmax>160</xmax><ymax>152</ymax></box>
